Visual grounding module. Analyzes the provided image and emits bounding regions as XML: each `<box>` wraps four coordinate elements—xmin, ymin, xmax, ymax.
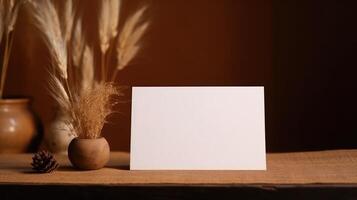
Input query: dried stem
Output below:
<box><xmin>105</xmin><ymin>41</ymin><xmax>114</xmax><ymax>81</ymax></box>
<box><xmin>0</xmin><ymin>33</ymin><xmax>15</xmax><ymax>98</ymax></box>
<box><xmin>110</xmin><ymin>67</ymin><xmax>119</xmax><ymax>82</ymax></box>
<box><xmin>0</xmin><ymin>2</ymin><xmax>4</xmax><ymax>43</ymax></box>
<box><xmin>71</xmin><ymin>17</ymin><xmax>84</xmax><ymax>68</ymax></box>
<box><xmin>101</xmin><ymin>52</ymin><xmax>106</xmax><ymax>82</ymax></box>
<box><xmin>0</xmin><ymin>0</ymin><xmax>23</xmax><ymax>98</ymax></box>
<box><xmin>80</xmin><ymin>45</ymin><xmax>94</xmax><ymax>92</ymax></box>
<box><xmin>0</xmin><ymin>32</ymin><xmax>11</xmax><ymax>98</ymax></box>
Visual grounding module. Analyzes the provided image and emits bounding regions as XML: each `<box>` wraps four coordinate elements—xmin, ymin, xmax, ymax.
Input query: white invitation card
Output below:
<box><xmin>130</xmin><ymin>87</ymin><xmax>266</xmax><ymax>170</ymax></box>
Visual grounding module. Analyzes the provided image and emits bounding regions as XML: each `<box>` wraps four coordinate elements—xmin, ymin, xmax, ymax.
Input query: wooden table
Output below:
<box><xmin>1</xmin><ymin>150</ymin><xmax>357</xmax><ymax>199</ymax></box>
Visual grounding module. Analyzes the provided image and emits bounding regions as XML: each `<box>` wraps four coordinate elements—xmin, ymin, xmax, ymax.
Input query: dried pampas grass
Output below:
<box><xmin>1</xmin><ymin>0</ymin><xmax>21</xmax><ymax>34</ymax></box>
<box><xmin>98</xmin><ymin>0</ymin><xmax>110</xmax><ymax>54</ymax></box>
<box><xmin>73</xmin><ymin>83</ymin><xmax>119</xmax><ymax>139</ymax></box>
<box><xmin>109</xmin><ymin>0</ymin><xmax>121</xmax><ymax>38</ymax></box>
<box><xmin>80</xmin><ymin>45</ymin><xmax>94</xmax><ymax>92</ymax></box>
<box><xmin>117</xmin><ymin>20</ymin><xmax>149</xmax><ymax>70</ymax></box>
<box><xmin>111</xmin><ymin>6</ymin><xmax>148</xmax><ymax>81</ymax></box>
<box><xmin>48</xmin><ymin>75</ymin><xmax>119</xmax><ymax>139</ymax></box>
<box><xmin>0</xmin><ymin>0</ymin><xmax>25</xmax><ymax>98</ymax></box>
<box><xmin>7</xmin><ymin>1</ymin><xmax>20</xmax><ymax>33</ymax></box>
<box><xmin>118</xmin><ymin>6</ymin><xmax>147</xmax><ymax>50</ymax></box>
<box><xmin>48</xmin><ymin>73</ymin><xmax>71</xmax><ymax>113</ymax></box>
<box><xmin>98</xmin><ymin>0</ymin><xmax>122</xmax><ymax>81</ymax></box>
<box><xmin>71</xmin><ymin>17</ymin><xmax>84</xmax><ymax>68</ymax></box>
<box><xmin>97</xmin><ymin>0</ymin><xmax>149</xmax><ymax>82</ymax></box>
<box><xmin>61</xmin><ymin>0</ymin><xmax>76</xmax><ymax>43</ymax></box>
<box><xmin>29</xmin><ymin>0</ymin><xmax>149</xmax><ymax>139</ymax></box>
<box><xmin>28</xmin><ymin>0</ymin><xmax>68</xmax><ymax>79</ymax></box>
<box><xmin>98</xmin><ymin>0</ymin><xmax>120</xmax><ymax>54</ymax></box>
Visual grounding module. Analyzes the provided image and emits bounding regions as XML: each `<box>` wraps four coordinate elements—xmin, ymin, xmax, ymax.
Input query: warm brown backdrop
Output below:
<box><xmin>4</xmin><ymin>0</ymin><xmax>357</xmax><ymax>152</ymax></box>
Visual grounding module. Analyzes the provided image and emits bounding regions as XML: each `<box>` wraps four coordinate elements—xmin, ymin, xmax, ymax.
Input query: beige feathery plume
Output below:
<box><xmin>116</xmin><ymin>7</ymin><xmax>148</xmax><ymax>71</ymax></box>
<box><xmin>3</xmin><ymin>0</ymin><xmax>14</xmax><ymax>31</ymax></box>
<box><xmin>118</xmin><ymin>6</ymin><xmax>147</xmax><ymax>48</ymax></box>
<box><xmin>109</xmin><ymin>0</ymin><xmax>121</xmax><ymax>38</ymax></box>
<box><xmin>7</xmin><ymin>0</ymin><xmax>22</xmax><ymax>34</ymax></box>
<box><xmin>71</xmin><ymin>17</ymin><xmax>84</xmax><ymax>67</ymax></box>
<box><xmin>98</xmin><ymin>0</ymin><xmax>110</xmax><ymax>53</ymax></box>
<box><xmin>116</xmin><ymin>44</ymin><xmax>139</xmax><ymax>71</ymax></box>
<box><xmin>29</xmin><ymin>0</ymin><xmax>68</xmax><ymax>79</ymax></box>
<box><xmin>81</xmin><ymin>45</ymin><xmax>94</xmax><ymax>92</ymax></box>
<box><xmin>61</xmin><ymin>0</ymin><xmax>75</xmax><ymax>43</ymax></box>
<box><xmin>0</xmin><ymin>0</ymin><xmax>24</xmax><ymax>34</ymax></box>
<box><xmin>99</xmin><ymin>0</ymin><xmax>121</xmax><ymax>53</ymax></box>
<box><xmin>27</xmin><ymin>0</ymin><xmax>149</xmax><ymax>139</ymax></box>
<box><xmin>73</xmin><ymin>82</ymin><xmax>119</xmax><ymax>139</ymax></box>
<box><xmin>116</xmin><ymin>22</ymin><xmax>149</xmax><ymax>70</ymax></box>
<box><xmin>48</xmin><ymin>72</ymin><xmax>71</xmax><ymax>112</ymax></box>
<box><xmin>124</xmin><ymin>22</ymin><xmax>149</xmax><ymax>48</ymax></box>
<box><xmin>48</xmin><ymin>71</ymin><xmax>78</xmax><ymax>135</ymax></box>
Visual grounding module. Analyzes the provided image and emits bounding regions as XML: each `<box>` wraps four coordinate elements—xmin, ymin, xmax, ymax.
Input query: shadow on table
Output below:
<box><xmin>57</xmin><ymin>165</ymin><xmax>130</xmax><ymax>171</ymax></box>
<box><xmin>16</xmin><ymin>164</ymin><xmax>130</xmax><ymax>173</ymax></box>
<box><xmin>109</xmin><ymin>165</ymin><xmax>130</xmax><ymax>170</ymax></box>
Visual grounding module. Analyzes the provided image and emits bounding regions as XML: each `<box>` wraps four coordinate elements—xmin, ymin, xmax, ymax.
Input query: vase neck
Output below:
<box><xmin>0</xmin><ymin>99</ymin><xmax>30</xmax><ymax>110</ymax></box>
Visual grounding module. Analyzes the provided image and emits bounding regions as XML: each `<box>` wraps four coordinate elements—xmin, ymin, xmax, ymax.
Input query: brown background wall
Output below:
<box><xmin>3</xmin><ymin>0</ymin><xmax>357</xmax><ymax>152</ymax></box>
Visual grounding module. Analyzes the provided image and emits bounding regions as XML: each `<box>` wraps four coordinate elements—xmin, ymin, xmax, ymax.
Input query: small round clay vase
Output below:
<box><xmin>0</xmin><ymin>99</ymin><xmax>37</xmax><ymax>153</ymax></box>
<box><xmin>68</xmin><ymin>137</ymin><xmax>110</xmax><ymax>170</ymax></box>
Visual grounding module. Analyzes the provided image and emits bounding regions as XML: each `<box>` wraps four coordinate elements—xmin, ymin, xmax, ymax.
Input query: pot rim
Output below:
<box><xmin>0</xmin><ymin>98</ymin><xmax>30</xmax><ymax>104</ymax></box>
<box><xmin>74</xmin><ymin>137</ymin><xmax>106</xmax><ymax>141</ymax></box>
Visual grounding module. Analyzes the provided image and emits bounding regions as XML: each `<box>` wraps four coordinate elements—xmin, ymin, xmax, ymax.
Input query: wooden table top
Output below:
<box><xmin>0</xmin><ymin>150</ymin><xmax>357</xmax><ymax>186</ymax></box>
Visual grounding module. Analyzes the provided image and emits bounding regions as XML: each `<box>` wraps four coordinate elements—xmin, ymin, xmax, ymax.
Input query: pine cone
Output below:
<box><xmin>31</xmin><ymin>150</ymin><xmax>59</xmax><ymax>173</ymax></box>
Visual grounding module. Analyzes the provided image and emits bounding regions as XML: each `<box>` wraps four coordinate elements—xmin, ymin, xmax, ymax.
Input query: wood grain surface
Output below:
<box><xmin>0</xmin><ymin>150</ymin><xmax>357</xmax><ymax>186</ymax></box>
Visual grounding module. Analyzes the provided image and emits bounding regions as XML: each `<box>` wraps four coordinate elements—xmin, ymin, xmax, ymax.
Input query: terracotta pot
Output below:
<box><xmin>68</xmin><ymin>137</ymin><xmax>110</xmax><ymax>170</ymax></box>
<box><xmin>0</xmin><ymin>99</ymin><xmax>37</xmax><ymax>153</ymax></box>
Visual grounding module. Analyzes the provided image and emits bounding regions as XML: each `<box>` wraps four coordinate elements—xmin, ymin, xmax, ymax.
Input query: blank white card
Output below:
<box><xmin>130</xmin><ymin>87</ymin><xmax>266</xmax><ymax>170</ymax></box>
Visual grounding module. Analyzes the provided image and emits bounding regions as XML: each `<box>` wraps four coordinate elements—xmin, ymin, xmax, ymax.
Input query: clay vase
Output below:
<box><xmin>0</xmin><ymin>99</ymin><xmax>37</xmax><ymax>153</ymax></box>
<box><xmin>45</xmin><ymin>112</ymin><xmax>75</xmax><ymax>154</ymax></box>
<box><xmin>68</xmin><ymin>137</ymin><xmax>110</xmax><ymax>170</ymax></box>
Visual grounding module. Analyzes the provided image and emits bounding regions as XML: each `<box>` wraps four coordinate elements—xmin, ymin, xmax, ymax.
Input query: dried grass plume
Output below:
<box><xmin>80</xmin><ymin>45</ymin><xmax>94</xmax><ymax>92</ymax></box>
<box><xmin>28</xmin><ymin>0</ymin><xmax>68</xmax><ymax>79</ymax></box>
<box><xmin>111</xmin><ymin>6</ymin><xmax>148</xmax><ymax>81</ymax></box>
<box><xmin>28</xmin><ymin>0</ymin><xmax>149</xmax><ymax>139</ymax></box>
<box><xmin>61</xmin><ymin>0</ymin><xmax>76</xmax><ymax>43</ymax></box>
<box><xmin>73</xmin><ymin>83</ymin><xmax>119</xmax><ymax>139</ymax></box>
<box><xmin>98</xmin><ymin>0</ymin><xmax>121</xmax><ymax>54</ymax></box>
<box><xmin>71</xmin><ymin>17</ymin><xmax>84</xmax><ymax>68</ymax></box>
